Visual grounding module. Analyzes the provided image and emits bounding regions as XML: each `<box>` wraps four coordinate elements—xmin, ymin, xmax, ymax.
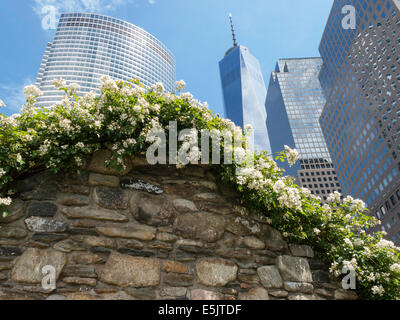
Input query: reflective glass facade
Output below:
<box><xmin>36</xmin><ymin>13</ymin><xmax>176</xmax><ymax>107</ymax></box>
<box><xmin>219</xmin><ymin>45</ymin><xmax>271</xmax><ymax>153</ymax></box>
<box><xmin>319</xmin><ymin>0</ymin><xmax>400</xmax><ymax>241</ymax></box>
<box><xmin>266</xmin><ymin>58</ymin><xmax>341</xmax><ymax>199</ymax></box>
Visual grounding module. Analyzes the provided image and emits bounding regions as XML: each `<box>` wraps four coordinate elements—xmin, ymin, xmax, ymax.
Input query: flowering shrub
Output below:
<box><xmin>0</xmin><ymin>77</ymin><xmax>399</xmax><ymax>300</ymax></box>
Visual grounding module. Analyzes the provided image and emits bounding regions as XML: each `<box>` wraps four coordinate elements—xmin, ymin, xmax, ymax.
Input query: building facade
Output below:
<box><xmin>36</xmin><ymin>12</ymin><xmax>176</xmax><ymax>107</ymax></box>
<box><xmin>319</xmin><ymin>0</ymin><xmax>400</xmax><ymax>242</ymax></box>
<box><xmin>266</xmin><ymin>58</ymin><xmax>342</xmax><ymax>200</ymax></box>
<box><xmin>219</xmin><ymin>18</ymin><xmax>271</xmax><ymax>156</ymax></box>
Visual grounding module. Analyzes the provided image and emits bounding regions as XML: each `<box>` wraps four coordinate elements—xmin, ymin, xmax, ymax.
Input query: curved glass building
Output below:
<box><xmin>35</xmin><ymin>12</ymin><xmax>176</xmax><ymax>107</ymax></box>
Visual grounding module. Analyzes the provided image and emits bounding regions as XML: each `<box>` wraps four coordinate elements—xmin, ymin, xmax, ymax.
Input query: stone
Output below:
<box><xmin>163</xmin><ymin>273</ymin><xmax>194</xmax><ymax>287</ymax></box>
<box><xmin>156</xmin><ymin>232</ymin><xmax>178</xmax><ymax>243</ymax></box>
<box><xmin>60</xmin><ymin>184</ymin><xmax>90</xmax><ymax>195</ymax></box>
<box><xmin>196</xmin><ymin>258</ymin><xmax>238</xmax><ymax>287</ymax></box>
<box><xmin>101</xmin><ymin>253</ymin><xmax>160</xmax><ymax>288</ymax></box>
<box><xmin>59</xmin><ymin>194</ymin><xmax>89</xmax><ymax>207</ymax></box>
<box><xmin>284</xmin><ymin>282</ymin><xmax>314</xmax><ymax>294</ymax></box>
<box><xmin>80</xmin><ymin>236</ymin><xmax>116</xmax><ymax>249</ymax></box>
<box><xmin>93</xmin><ymin>186</ymin><xmax>129</xmax><ymax>210</ymax></box>
<box><xmin>289</xmin><ymin>244</ymin><xmax>314</xmax><ymax>258</ymax></box>
<box><xmin>118</xmin><ymin>239</ymin><xmax>144</xmax><ymax>250</ymax></box>
<box><xmin>0</xmin><ymin>288</ymin><xmax>42</xmax><ymax>300</ymax></box>
<box><xmin>11</xmin><ymin>248</ymin><xmax>66</xmax><ymax>284</ymax></box>
<box><xmin>89</xmin><ymin>173</ymin><xmax>120</xmax><ymax>187</ymax></box>
<box><xmin>176</xmin><ymin>239</ymin><xmax>204</xmax><ymax>247</ymax></box>
<box><xmin>257</xmin><ymin>266</ymin><xmax>283</xmax><ymax>289</ymax></box>
<box><xmin>162</xmin><ymin>179</ymin><xmax>218</xmax><ymax>192</ymax></box>
<box><xmin>162</xmin><ymin>261</ymin><xmax>189</xmax><ymax>274</ymax></box>
<box><xmin>261</xmin><ymin>225</ymin><xmax>288</xmax><ymax>251</ymax></box>
<box><xmin>32</xmin><ymin>233</ymin><xmax>68</xmax><ymax>242</ymax></box>
<box><xmin>117</xmin><ymin>248</ymin><xmax>155</xmax><ymax>257</ymax></box>
<box><xmin>239</xmin><ymin>287</ymin><xmax>269</xmax><ymax>300</ymax></box>
<box><xmin>277</xmin><ymin>256</ymin><xmax>313</xmax><ymax>283</ymax></box>
<box><xmin>46</xmin><ymin>294</ymin><xmax>67</xmax><ymax>300</ymax></box>
<box><xmin>65</xmin><ymin>292</ymin><xmax>103</xmax><ymax>300</ymax></box>
<box><xmin>68</xmin><ymin>228</ymin><xmax>99</xmax><ymax>236</ymax></box>
<box><xmin>121</xmin><ymin>178</ymin><xmax>163</xmax><ymax>195</ymax></box>
<box><xmin>53</xmin><ymin>239</ymin><xmax>84</xmax><ymax>253</ymax></box>
<box><xmin>26</xmin><ymin>202</ymin><xmax>58</xmax><ymax>217</ymax></box>
<box><xmin>88</xmin><ymin>150</ymin><xmax>132</xmax><ymax>176</ymax></box>
<box><xmin>62</xmin><ymin>207</ymin><xmax>128</xmax><ymax>222</ymax></box>
<box><xmin>63</xmin><ymin>277</ymin><xmax>97</xmax><ymax>286</ymax></box>
<box><xmin>72</xmin><ymin>252</ymin><xmax>104</xmax><ymax>265</ymax></box>
<box><xmin>200</xmin><ymin>202</ymin><xmax>232</xmax><ymax>215</ymax></box>
<box><xmin>62</xmin><ymin>264</ymin><xmax>98</xmax><ymax>278</ymax></box>
<box><xmin>148</xmin><ymin>241</ymin><xmax>173</xmax><ymax>251</ymax></box>
<box><xmin>334</xmin><ymin>289</ymin><xmax>358</xmax><ymax>300</ymax></box>
<box><xmin>268</xmin><ymin>290</ymin><xmax>289</xmax><ymax>298</ymax></box>
<box><xmin>174</xmin><ymin>212</ymin><xmax>225</xmax><ymax>243</ymax></box>
<box><xmin>256</xmin><ymin>256</ymin><xmax>276</xmax><ymax>265</ymax></box>
<box><xmin>1</xmin><ymin>199</ymin><xmax>25</xmax><ymax>223</ymax></box>
<box><xmin>160</xmin><ymin>287</ymin><xmax>187</xmax><ymax>297</ymax></box>
<box><xmin>315</xmin><ymin>288</ymin><xmax>334</xmax><ymax>299</ymax></box>
<box><xmin>172</xmin><ymin>199</ymin><xmax>197</xmax><ymax>212</ymax></box>
<box><xmin>226</xmin><ymin>217</ymin><xmax>259</xmax><ymax>236</ymax></box>
<box><xmin>238</xmin><ymin>274</ymin><xmax>260</xmax><ymax>284</ymax></box>
<box><xmin>312</xmin><ymin>270</ymin><xmax>330</xmax><ymax>283</ymax></box>
<box><xmin>193</xmin><ymin>193</ymin><xmax>223</xmax><ymax>202</ymax></box>
<box><xmin>131</xmin><ymin>193</ymin><xmax>174</xmax><ymax>226</ymax></box>
<box><xmin>0</xmin><ymin>226</ymin><xmax>27</xmax><ymax>239</ymax></box>
<box><xmin>24</xmin><ymin>216</ymin><xmax>68</xmax><ymax>233</ymax></box>
<box><xmin>189</xmin><ymin>289</ymin><xmax>221</xmax><ymax>300</ymax></box>
<box><xmin>215</xmin><ymin>248</ymin><xmax>252</xmax><ymax>260</ymax></box>
<box><xmin>96</xmin><ymin>224</ymin><xmax>156</xmax><ymax>241</ymax></box>
<box><xmin>288</xmin><ymin>294</ymin><xmax>314</xmax><ymax>300</ymax></box>
<box><xmin>242</xmin><ymin>236</ymin><xmax>265</xmax><ymax>249</ymax></box>
<box><xmin>124</xmin><ymin>288</ymin><xmax>156</xmax><ymax>300</ymax></box>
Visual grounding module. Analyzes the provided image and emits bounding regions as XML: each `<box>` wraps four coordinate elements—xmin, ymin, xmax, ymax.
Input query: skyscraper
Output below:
<box><xmin>35</xmin><ymin>13</ymin><xmax>176</xmax><ymax>107</ymax></box>
<box><xmin>219</xmin><ymin>15</ymin><xmax>271</xmax><ymax>153</ymax></box>
<box><xmin>319</xmin><ymin>0</ymin><xmax>400</xmax><ymax>242</ymax></box>
<box><xmin>266</xmin><ymin>58</ymin><xmax>342</xmax><ymax>200</ymax></box>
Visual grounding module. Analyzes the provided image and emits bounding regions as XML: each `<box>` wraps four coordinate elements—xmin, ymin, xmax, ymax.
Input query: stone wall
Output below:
<box><xmin>0</xmin><ymin>150</ymin><xmax>357</xmax><ymax>300</ymax></box>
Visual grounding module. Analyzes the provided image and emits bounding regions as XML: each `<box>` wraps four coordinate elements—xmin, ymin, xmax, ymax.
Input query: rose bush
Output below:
<box><xmin>0</xmin><ymin>77</ymin><xmax>399</xmax><ymax>300</ymax></box>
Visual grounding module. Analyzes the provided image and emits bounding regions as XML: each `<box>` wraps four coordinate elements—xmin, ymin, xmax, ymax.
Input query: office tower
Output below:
<box><xmin>219</xmin><ymin>14</ymin><xmax>271</xmax><ymax>153</ymax></box>
<box><xmin>266</xmin><ymin>58</ymin><xmax>342</xmax><ymax>200</ymax></box>
<box><xmin>35</xmin><ymin>13</ymin><xmax>176</xmax><ymax>107</ymax></box>
<box><xmin>319</xmin><ymin>0</ymin><xmax>400</xmax><ymax>242</ymax></box>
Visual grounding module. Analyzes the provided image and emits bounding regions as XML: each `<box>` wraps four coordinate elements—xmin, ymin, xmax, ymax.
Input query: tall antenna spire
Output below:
<box><xmin>228</xmin><ymin>13</ymin><xmax>238</xmax><ymax>47</ymax></box>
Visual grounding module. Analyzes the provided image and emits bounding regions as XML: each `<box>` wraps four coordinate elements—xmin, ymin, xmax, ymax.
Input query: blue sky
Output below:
<box><xmin>0</xmin><ymin>0</ymin><xmax>333</xmax><ymax>116</ymax></box>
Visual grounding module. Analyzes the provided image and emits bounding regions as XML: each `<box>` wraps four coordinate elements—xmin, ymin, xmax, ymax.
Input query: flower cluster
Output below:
<box><xmin>0</xmin><ymin>78</ymin><xmax>398</xmax><ymax>300</ymax></box>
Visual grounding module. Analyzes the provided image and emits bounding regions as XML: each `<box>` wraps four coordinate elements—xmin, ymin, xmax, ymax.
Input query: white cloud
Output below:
<box><xmin>0</xmin><ymin>78</ymin><xmax>34</xmax><ymax>115</ymax></box>
<box><xmin>33</xmin><ymin>0</ymin><xmax>138</xmax><ymax>30</ymax></box>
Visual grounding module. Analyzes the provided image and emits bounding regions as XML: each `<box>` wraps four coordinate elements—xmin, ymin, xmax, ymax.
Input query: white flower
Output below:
<box><xmin>234</xmin><ymin>147</ymin><xmax>247</xmax><ymax>163</ymax></box>
<box><xmin>16</xmin><ymin>154</ymin><xmax>22</xmax><ymax>164</ymax></box>
<box><xmin>0</xmin><ymin>197</ymin><xmax>12</xmax><ymax>206</ymax></box>
<box><xmin>133</xmin><ymin>106</ymin><xmax>142</xmax><ymax>113</ymax></box>
<box><xmin>273</xmin><ymin>180</ymin><xmax>285</xmax><ymax>193</ymax></box>
<box><xmin>327</xmin><ymin>191</ymin><xmax>341</xmax><ymax>203</ymax></box>
<box><xmin>176</xmin><ymin>80</ymin><xmax>186</xmax><ymax>91</ymax></box>
<box><xmin>0</xmin><ymin>99</ymin><xmax>5</xmax><ymax>107</ymax></box>
<box><xmin>390</xmin><ymin>263</ymin><xmax>400</xmax><ymax>273</ymax></box>
<box><xmin>313</xmin><ymin>228</ymin><xmax>321</xmax><ymax>235</ymax></box>
<box><xmin>343</xmin><ymin>238</ymin><xmax>353</xmax><ymax>248</ymax></box>
<box><xmin>371</xmin><ymin>285</ymin><xmax>385</xmax><ymax>296</ymax></box>
<box><xmin>68</xmin><ymin>83</ymin><xmax>80</xmax><ymax>93</ymax></box>
<box><xmin>100</xmin><ymin>75</ymin><xmax>118</xmax><ymax>92</ymax></box>
<box><xmin>152</xmin><ymin>82</ymin><xmax>165</xmax><ymax>95</ymax></box>
<box><xmin>353</xmin><ymin>238</ymin><xmax>364</xmax><ymax>247</ymax></box>
<box><xmin>0</xmin><ymin>168</ymin><xmax>5</xmax><ymax>177</ymax></box>
<box><xmin>53</xmin><ymin>79</ymin><xmax>66</xmax><ymax>88</ymax></box>
<box><xmin>180</xmin><ymin>92</ymin><xmax>193</xmax><ymax>101</ymax></box>
<box><xmin>284</xmin><ymin>145</ymin><xmax>299</xmax><ymax>167</ymax></box>
<box><xmin>24</xmin><ymin>85</ymin><xmax>43</xmax><ymax>99</ymax></box>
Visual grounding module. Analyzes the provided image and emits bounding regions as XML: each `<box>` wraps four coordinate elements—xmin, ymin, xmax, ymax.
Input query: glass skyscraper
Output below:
<box><xmin>219</xmin><ymin>28</ymin><xmax>271</xmax><ymax>153</ymax></box>
<box><xmin>266</xmin><ymin>58</ymin><xmax>341</xmax><ymax>200</ymax></box>
<box><xmin>35</xmin><ymin>13</ymin><xmax>176</xmax><ymax>107</ymax></box>
<box><xmin>319</xmin><ymin>0</ymin><xmax>400</xmax><ymax>242</ymax></box>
